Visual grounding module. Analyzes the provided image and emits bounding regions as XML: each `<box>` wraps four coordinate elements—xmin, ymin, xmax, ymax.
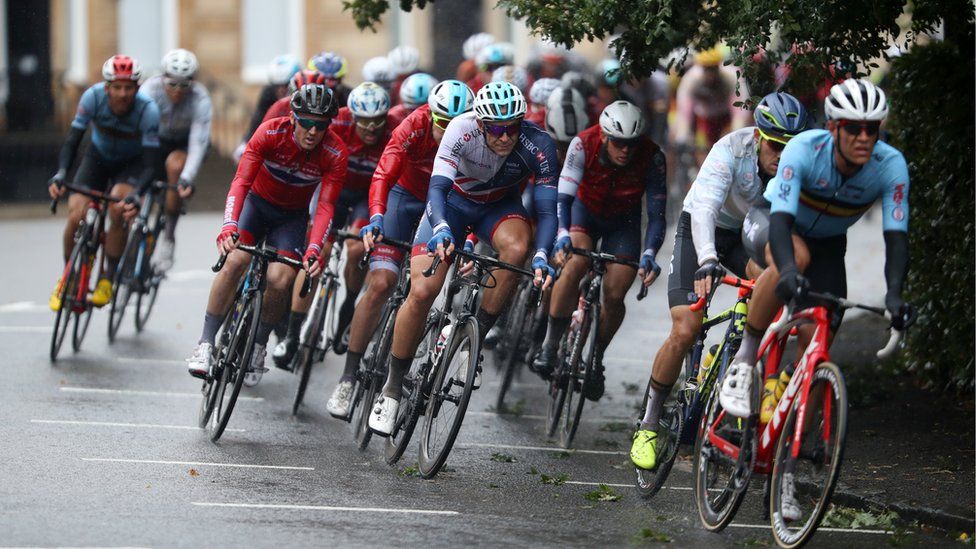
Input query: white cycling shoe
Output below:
<box><xmin>187</xmin><ymin>342</ymin><xmax>213</xmax><ymax>379</ymax></box>
<box><xmin>368</xmin><ymin>396</ymin><xmax>398</xmax><ymax>436</ymax></box>
<box><xmin>780</xmin><ymin>473</ymin><xmax>802</xmax><ymax>522</ymax></box>
<box><xmin>326</xmin><ymin>380</ymin><xmax>355</xmax><ymax>418</ymax></box>
<box><xmin>719</xmin><ymin>359</ymin><xmax>754</xmax><ymax>417</ymax></box>
<box><xmin>152</xmin><ymin>237</ymin><xmax>175</xmax><ymax>273</ymax></box>
<box><xmin>243</xmin><ymin>344</ymin><xmax>268</xmax><ymax>387</ymax></box>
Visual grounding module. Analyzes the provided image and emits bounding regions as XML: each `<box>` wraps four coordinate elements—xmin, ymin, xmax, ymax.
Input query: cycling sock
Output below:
<box><xmin>273</xmin><ymin>315</ymin><xmax>288</xmax><ymax>340</ymax></box>
<box><xmin>542</xmin><ymin>316</ymin><xmax>570</xmax><ymax>352</ymax></box>
<box><xmin>533</xmin><ymin>314</ymin><xmax>548</xmax><ymax>343</ymax></box>
<box><xmin>382</xmin><ymin>354</ymin><xmax>411</xmax><ymax>399</ymax></box>
<box><xmin>199</xmin><ymin>312</ymin><xmax>226</xmax><ymax>345</ymax></box>
<box><xmin>342</xmin><ymin>350</ymin><xmax>364</xmax><ymax>380</ymax></box>
<box><xmin>285</xmin><ymin>311</ymin><xmax>307</xmax><ymax>339</ymax></box>
<box><xmin>640</xmin><ymin>377</ymin><xmax>674</xmax><ymax>430</ymax></box>
<box><xmin>255</xmin><ymin>321</ymin><xmax>274</xmax><ymax>346</ymax></box>
<box><xmin>475</xmin><ymin>308</ymin><xmax>499</xmax><ymax>341</ymax></box>
<box><xmin>164</xmin><ymin>214</ymin><xmax>178</xmax><ymax>241</ymax></box>
<box><xmin>337</xmin><ymin>295</ymin><xmax>356</xmax><ymax>331</ymax></box>
<box><xmin>733</xmin><ymin>323</ymin><xmax>764</xmax><ymax>365</ymax></box>
<box><xmin>104</xmin><ymin>256</ymin><xmax>119</xmax><ymax>277</ymax></box>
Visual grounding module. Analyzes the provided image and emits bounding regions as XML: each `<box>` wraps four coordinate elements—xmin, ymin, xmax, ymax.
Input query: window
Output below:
<box><xmin>118</xmin><ymin>0</ymin><xmax>178</xmax><ymax>76</ymax></box>
<box><xmin>241</xmin><ymin>0</ymin><xmax>304</xmax><ymax>84</ymax></box>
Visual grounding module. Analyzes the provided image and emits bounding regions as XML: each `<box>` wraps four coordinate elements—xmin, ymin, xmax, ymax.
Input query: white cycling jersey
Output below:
<box><xmin>682</xmin><ymin>126</ymin><xmax>766</xmax><ymax>266</ymax></box>
<box><xmin>141</xmin><ymin>74</ymin><xmax>213</xmax><ymax>183</ymax></box>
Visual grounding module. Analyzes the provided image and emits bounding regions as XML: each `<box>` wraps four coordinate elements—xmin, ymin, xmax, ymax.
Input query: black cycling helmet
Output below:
<box><xmin>754</xmin><ymin>92</ymin><xmax>809</xmax><ymax>143</ymax></box>
<box><xmin>290</xmin><ymin>84</ymin><xmax>337</xmax><ymax>117</ymax></box>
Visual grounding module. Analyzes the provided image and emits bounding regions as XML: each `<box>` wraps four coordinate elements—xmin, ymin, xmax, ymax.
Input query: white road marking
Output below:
<box><xmin>467</xmin><ymin>411</ymin><xmax>627</xmax><ymax>424</ymax></box>
<box><xmin>82</xmin><ymin>458</ymin><xmax>312</xmax><ymax>471</ymax></box>
<box><xmin>191</xmin><ymin>502</ymin><xmax>460</xmax><ymax>516</ymax></box>
<box><xmin>168</xmin><ymin>269</ymin><xmax>214</xmax><ymax>282</ymax></box>
<box><xmin>456</xmin><ymin>442</ymin><xmax>626</xmax><ymax>455</ymax></box>
<box><xmin>60</xmin><ymin>386</ymin><xmax>264</xmax><ymax>402</ymax></box>
<box><xmin>30</xmin><ymin>419</ymin><xmax>244</xmax><ymax>432</ymax></box>
<box><xmin>0</xmin><ymin>300</ymin><xmax>47</xmax><ymax>312</ymax></box>
<box><xmin>563</xmin><ymin>480</ymin><xmax>693</xmax><ymax>491</ymax></box>
<box><xmin>727</xmin><ymin>523</ymin><xmax>892</xmax><ymax>535</ymax></box>
<box><xmin>0</xmin><ymin>326</ymin><xmax>49</xmax><ymax>333</ymax></box>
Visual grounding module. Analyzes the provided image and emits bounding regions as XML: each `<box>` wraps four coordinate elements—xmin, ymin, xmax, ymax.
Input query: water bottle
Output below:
<box><xmin>697</xmin><ymin>344</ymin><xmax>720</xmax><ymax>384</ymax></box>
<box><xmin>433</xmin><ymin>324</ymin><xmax>452</xmax><ymax>363</ymax></box>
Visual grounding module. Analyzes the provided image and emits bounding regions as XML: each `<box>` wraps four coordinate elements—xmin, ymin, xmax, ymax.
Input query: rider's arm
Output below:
<box><xmin>687</xmin><ymin>138</ymin><xmax>734</xmax><ymax>265</ymax></box>
<box><xmin>764</xmin><ymin>139</ymin><xmax>806</xmax><ymax>273</ymax></box>
<box><xmin>180</xmin><ymin>89</ymin><xmax>213</xmax><ymax>184</ymax></box>
<box><xmin>768</xmin><ymin>211</ymin><xmax>797</xmax><ymax>273</ymax></box>
<box><xmin>55</xmin><ymin>87</ymin><xmax>97</xmax><ymax>177</ymax></box>
<box><xmin>531</xmin><ymin>135</ymin><xmax>561</xmax><ymax>259</ymax></box>
<box><xmin>556</xmin><ymin>136</ymin><xmax>585</xmax><ymax>238</ymax></box>
<box><xmin>643</xmin><ymin>148</ymin><xmax>668</xmax><ymax>256</ymax></box>
<box><xmin>223</xmin><ymin>123</ymin><xmax>272</xmax><ymax>231</ymax></box>
<box><xmin>426</xmin><ymin>119</ymin><xmax>467</xmax><ymax>233</ymax></box>
<box><xmin>880</xmin><ymin>154</ymin><xmax>911</xmax><ymax>305</ymax></box>
<box><xmin>368</xmin><ymin>125</ymin><xmax>409</xmax><ymax>217</ymax></box>
<box><xmin>307</xmin><ymin>143</ymin><xmax>349</xmax><ymax>256</ymax></box>
<box><xmin>132</xmin><ymin>100</ymin><xmax>162</xmax><ymax>196</ymax></box>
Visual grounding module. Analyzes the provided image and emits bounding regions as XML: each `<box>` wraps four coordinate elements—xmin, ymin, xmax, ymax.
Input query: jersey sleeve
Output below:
<box><xmin>181</xmin><ymin>89</ymin><xmax>213</xmax><ymax>183</ymax></box>
<box><xmin>427</xmin><ymin>118</ymin><xmax>468</xmax><ymax>232</ymax></box>
<box><xmin>531</xmin><ymin>132</ymin><xmax>560</xmax><ymax>259</ymax></box>
<box><xmin>139</xmin><ymin>99</ymin><xmax>161</xmax><ymax>149</ymax></box>
<box><xmin>71</xmin><ymin>86</ymin><xmax>96</xmax><ymax>130</ymax></box>
<box><xmin>765</xmin><ymin>138</ymin><xmax>807</xmax><ymax>218</ymax></box>
<box><xmin>224</xmin><ymin>122</ymin><xmax>272</xmax><ymax>229</ymax></box>
<box><xmin>880</xmin><ymin>154</ymin><xmax>910</xmax><ymax>233</ymax></box>
<box><xmin>369</xmin><ymin>123</ymin><xmax>410</xmax><ymax>217</ymax></box>
<box><xmin>307</xmin><ymin>142</ymin><xmax>349</xmax><ymax>255</ymax></box>
<box><xmin>643</xmin><ymin>148</ymin><xmax>668</xmax><ymax>255</ymax></box>
<box><xmin>556</xmin><ymin>136</ymin><xmax>585</xmax><ymax>237</ymax></box>
<box><xmin>687</xmin><ymin>138</ymin><xmax>735</xmax><ymax>265</ymax></box>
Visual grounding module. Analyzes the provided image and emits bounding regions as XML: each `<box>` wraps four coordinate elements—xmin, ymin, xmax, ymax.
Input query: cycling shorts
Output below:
<box><xmin>154</xmin><ymin>137</ymin><xmax>190</xmax><ymax>181</ymax></box>
<box><xmin>569</xmin><ymin>200</ymin><xmax>641</xmax><ymax>261</ymax></box>
<box><xmin>412</xmin><ymin>190</ymin><xmax>530</xmax><ymax>260</ymax></box>
<box><xmin>797</xmin><ymin>233</ymin><xmax>847</xmax><ymax>332</ymax></box>
<box><xmin>236</xmin><ymin>191</ymin><xmax>308</xmax><ymax>262</ymax></box>
<box><xmin>73</xmin><ymin>147</ymin><xmax>142</xmax><ymax>193</ymax></box>
<box><xmin>667</xmin><ymin>210</ymin><xmax>749</xmax><ymax>308</ymax></box>
<box><xmin>371</xmin><ymin>185</ymin><xmax>424</xmax><ymax>274</ymax></box>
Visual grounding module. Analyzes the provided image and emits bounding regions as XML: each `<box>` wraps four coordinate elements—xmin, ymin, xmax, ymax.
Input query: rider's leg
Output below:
<box><xmin>258</xmin><ymin>263</ymin><xmax>298</xmax><ymax>346</ymax></box>
<box><xmin>541</xmin><ymin>231</ymin><xmax>593</xmax><ymax>353</ymax></box>
<box><xmin>163</xmin><ymin>150</ymin><xmax>187</xmax><ymax>241</ymax></box>
<box><xmin>105</xmin><ymin>182</ymin><xmax>135</xmax><ymax>276</ymax></box>
<box><xmin>336</xmin><ymin>238</ymin><xmax>367</xmax><ymax>330</ymax></box>
<box><xmin>199</xmin><ymin>249</ymin><xmax>250</xmax><ymax>345</ymax></box>
<box><xmin>640</xmin><ymin>306</ymin><xmax>703</xmax><ymax>429</ymax></box>
<box><xmin>63</xmin><ymin>193</ymin><xmax>89</xmax><ymax>261</ymax></box>
<box><xmin>342</xmin><ymin>267</ymin><xmax>397</xmax><ymax>379</ymax></box>
<box><xmin>479</xmin><ymin>217</ymin><xmax>532</xmax><ymax>339</ymax></box>
<box><xmin>598</xmin><ymin>262</ymin><xmax>638</xmax><ymax>353</ymax></box>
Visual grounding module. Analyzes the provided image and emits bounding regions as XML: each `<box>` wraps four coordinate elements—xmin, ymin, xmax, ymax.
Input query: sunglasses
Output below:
<box><xmin>165</xmin><ymin>78</ymin><xmax>191</xmax><ymax>89</ymax></box>
<box><xmin>355</xmin><ymin>117</ymin><xmax>387</xmax><ymax>132</ymax></box>
<box><xmin>608</xmin><ymin>136</ymin><xmax>640</xmax><ymax>148</ymax></box>
<box><xmin>482</xmin><ymin>122</ymin><xmax>521</xmax><ymax>138</ymax></box>
<box><xmin>295</xmin><ymin>116</ymin><xmax>331</xmax><ymax>131</ymax></box>
<box><xmin>838</xmin><ymin>120</ymin><xmax>881</xmax><ymax>137</ymax></box>
<box><xmin>432</xmin><ymin>113</ymin><xmax>453</xmax><ymax>131</ymax></box>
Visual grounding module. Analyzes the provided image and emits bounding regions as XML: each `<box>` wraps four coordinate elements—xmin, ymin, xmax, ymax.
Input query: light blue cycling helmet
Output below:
<box><xmin>400</xmin><ymin>73</ymin><xmax>439</xmax><ymax>109</ymax></box>
<box><xmin>348</xmin><ymin>82</ymin><xmax>391</xmax><ymax>118</ymax></box>
<box><xmin>600</xmin><ymin>59</ymin><xmax>622</xmax><ymax>86</ymax></box>
<box><xmin>473</xmin><ymin>81</ymin><xmax>526</xmax><ymax>122</ymax></box>
<box><xmin>268</xmin><ymin>54</ymin><xmax>301</xmax><ymax>86</ymax></box>
<box><xmin>428</xmin><ymin>79</ymin><xmax>475</xmax><ymax>117</ymax></box>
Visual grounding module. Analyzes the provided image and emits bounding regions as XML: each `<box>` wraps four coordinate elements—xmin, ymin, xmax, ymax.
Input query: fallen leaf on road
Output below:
<box><xmin>584</xmin><ymin>484</ymin><xmax>621</xmax><ymax>502</ymax></box>
<box><xmin>189</xmin><ymin>469</ymin><xmax>199</xmax><ymax>477</ymax></box>
<box><xmin>490</xmin><ymin>452</ymin><xmax>516</xmax><ymax>463</ymax></box>
<box><xmin>540</xmin><ymin>473</ymin><xmax>569</xmax><ymax>486</ymax></box>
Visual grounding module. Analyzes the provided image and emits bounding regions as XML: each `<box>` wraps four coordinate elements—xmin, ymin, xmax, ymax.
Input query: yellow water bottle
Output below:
<box><xmin>698</xmin><ymin>344</ymin><xmax>720</xmax><ymax>384</ymax></box>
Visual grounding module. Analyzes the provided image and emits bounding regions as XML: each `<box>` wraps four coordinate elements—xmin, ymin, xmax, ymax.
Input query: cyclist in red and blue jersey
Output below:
<box><xmin>271</xmin><ymin>82</ymin><xmax>397</xmax><ymax>366</ymax></box>
<box><xmin>185</xmin><ymin>84</ymin><xmax>347</xmax><ymax>387</ymax></box>
<box><xmin>233</xmin><ymin>54</ymin><xmax>302</xmax><ymax>161</ymax></box>
<box><xmin>368</xmin><ymin>81</ymin><xmax>560</xmax><ymax>435</ymax></box>
<box><xmin>48</xmin><ymin>55</ymin><xmax>160</xmax><ymax>311</ymax></box>
<box><xmin>531</xmin><ymin>101</ymin><xmax>667</xmax><ymax>401</ymax></box>
<box><xmin>324</xmin><ymin>80</ymin><xmax>475</xmax><ymax>418</ymax></box>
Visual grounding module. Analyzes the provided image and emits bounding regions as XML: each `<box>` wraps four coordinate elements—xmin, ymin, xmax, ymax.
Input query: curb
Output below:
<box><xmin>830</xmin><ymin>487</ymin><xmax>975</xmax><ymax>534</ymax></box>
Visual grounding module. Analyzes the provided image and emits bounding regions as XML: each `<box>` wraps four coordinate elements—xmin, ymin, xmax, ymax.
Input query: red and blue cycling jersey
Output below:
<box><xmin>330</xmin><ymin>107</ymin><xmax>396</xmax><ymax>193</ymax></box>
<box><xmin>369</xmin><ymin>104</ymin><xmax>439</xmax><ymax>216</ymax></box>
<box><xmin>224</xmin><ymin>116</ymin><xmax>348</xmax><ymax>256</ymax></box>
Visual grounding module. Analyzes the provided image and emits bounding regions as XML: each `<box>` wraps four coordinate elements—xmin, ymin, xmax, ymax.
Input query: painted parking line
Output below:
<box><xmin>456</xmin><ymin>442</ymin><xmax>626</xmax><ymax>456</ymax></box>
<box><xmin>191</xmin><ymin>502</ymin><xmax>460</xmax><ymax>516</ymax></box>
<box><xmin>30</xmin><ymin>419</ymin><xmax>244</xmax><ymax>432</ymax></box>
<box><xmin>82</xmin><ymin>458</ymin><xmax>312</xmax><ymax>471</ymax></box>
<box><xmin>60</xmin><ymin>386</ymin><xmax>264</xmax><ymax>402</ymax></box>
<box><xmin>726</xmin><ymin>523</ymin><xmax>892</xmax><ymax>535</ymax></box>
<box><xmin>0</xmin><ymin>326</ymin><xmax>49</xmax><ymax>333</ymax></box>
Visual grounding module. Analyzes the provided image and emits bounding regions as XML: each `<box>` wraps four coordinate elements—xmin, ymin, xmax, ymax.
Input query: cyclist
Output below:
<box><xmin>457</xmin><ymin>32</ymin><xmax>495</xmax><ymax>82</ymax></box>
<box><xmin>526</xmin><ymin>77</ymin><xmax>561</xmax><ymax>126</ymax></box>
<box><xmin>387</xmin><ymin>45</ymin><xmax>421</xmax><ymax>105</ymax></box>
<box><xmin>308</xmin><ymin>51</ymin><xmax>352</xmax><ymax>107</ymax></box>
<box><xmin>389</xmin><ymin>72</ymin><xmax>438</xmax><ymax>127</ymax></box>
<box><xmin>259</xmin><ymin>70</ymin><xmax>327</xmax><ymax>122</ymax></box>
<box><xmin>362</xmin><ymin>57</ymin><xmax>396</xmax><ymax>93</ymax></box>
<box><xmin>492</xmin><ymin>65</ymin><xmax>531</xmax><ymax>95</ymax></box>
<box><xmin>629</xmin><ymin>92</ymin><xmax>809</xmax><ymax>471</ymax></box>
<box><xmin>367</xmin><ymin>81</ymin><xmax>560</xmax><ymax>435</ymax></box>
<box><xmin>544</xmin><ymin>86</ymin><xmax>590</xmax><ymax>163</ymax></box>
<box><xmin>531</xmin><ymin>100</ymin><xmax>667</xmax><ymax>401</ymax></box>
<box><xmin>467</xmin><ymin>42</ymin><xmax>515</xmax><ymax>93</ymax></box>
<box><xmin>48</xmin><ymin>55</ymin><xmax>160</xmax><ymax>311</ymax></box>
<box><xmin>272</xmin><ymin>82</ymin><xmax>396</xmax><ymax>366</ymax></box>
<box><xmin>140</xmin><ymin>48</ymin><xmax>212</xmax><ymax>272</ymax></box>
<box><xmin>324</xmin><ymin>80</ymin><xmax>475</xmax><ymax>418</ymax></box>
<box><xmin>185</xmin><ymin>84</ymin><xmax>346</xmax><ymax>386</ymax></box>
<box><xmin>234</xmin><ymin>54</ymin><xmax>302</xmax><ymax>161</ymax></box>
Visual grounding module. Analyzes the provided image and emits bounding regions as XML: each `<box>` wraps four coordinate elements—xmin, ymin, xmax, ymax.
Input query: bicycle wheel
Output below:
<box><xmin>108</xmin><ymin>229</ymin><xmax>140</xmax><ymax>342</ymax></box>
<box><xmin>559</xmin><ymin>303</ymin><xmax>597</xmax><ymax>448</ymax></box>
<box><xmin>635</xmin><ymin>379</ymin><xmax>684</xmax><ymax>499</ymax></box>
<box><xmin>71</xmin><ymin>248</ymin><xmax>98</xmax><ymax>352</ymax></box>
<box><xmin>545</xmin><ymin>345</ymin><xmax>570</xmax><ymax>438</ymax></box>
<box><xmin>199</xmin><ymin>287</ymin><xmax>241</xmax><ymax>428</ymax></box>
<box><xmin>352</xmin><ymin>304</ymin><xmax>393</xmax><ymax>450</ymax></box>
<box><xmin>209</xmin><ymin>295</ymin><xmax>260</xmax><ymax>442</ymax></box>
<box><xmin>135</xmin><ymin>206</ymin><xmax>165</xmax><ymax>332</ymax></box>
<box><xmin>494</xmin><ymin>283</ymin><xmax>531</xmax><ymax>411</ymax></box>
<box><xmin>769</xmin><ymin>361</ymin><xmax>847</xmax><ymax>549</ymax></box>
<box><xmin>386</xmin><ymin>316</ymin><xmax>438</xmax><ymax>465</ymax></box>
<box><xmin>292</xmin><ymin>279</ymin><xmax>331</xmax><ymax>416</ymax></box>
<box><xmin>418</xmin><ymin>318</ymin><xmax>479</xmax><ymax>478</ymax></box>
<box><xmin>50</xmin><ymin>237</ymin><xmax>85</xmax><ymax>362</ymax></box>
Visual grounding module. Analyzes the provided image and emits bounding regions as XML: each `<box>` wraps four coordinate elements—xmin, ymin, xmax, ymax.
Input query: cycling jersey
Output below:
<box><xmin>557</xmin><ymin>124</ymin><xmax>667</xmax><ymax>255</ymax></box>
<box><xmin>260</xmin><ymin>96</ymin><xmax>292</xmax><ymax>124</ymax></box>
<box><xmin>672</xmin><ymin>65</ymin><xmax>751</xmax><ymax>146</ymax></box>
<box><xmin>428</xmin><ymin>114</ymin><xmax>559</xmax><ymax>259</ymax></box>
<box><xmin>387</xmin><ymin>103</ymin><xmax>411</xmax><ymax>128</ymax></box>
<box><xmin>243</xmin><ymin>84</ymin><xmax>282</xmax><ymax>142</ymax></box>
<box><xmin>330</xmin><ymin>107</ymin><xmax>396</xmax><ymax>193</ymax></box>
<box><xmin>369</xmin><ymin>104</ymin><xmax>439</xmax><ymax>216</ymax></box>
<box><xmin>683</xmin><ymin>127</ymin><xmax>768</xmax><ymax>265</ymax></box>
<box><xmin>765</xmin><ymin>129</ymin><xmax>910</xmax><ymax>238</ymax></box>
<box><xmin>141</xmin><ymin>75</ymin><xmax>212</xmax><ymax>183</ymax></box>
<box><xmin>525</xmin><ymin>105</ymin><xmax>546</xmax><ymax>126</ymax></box>
<box><xmin>225</xmin><ymin>117</ymin><xmax>348</xmax><ymax>256</ymax></box>
<box><xmin>70</xmin><ymin>84</ymin><xmax>160</xmax><ymax>162</ymax></box>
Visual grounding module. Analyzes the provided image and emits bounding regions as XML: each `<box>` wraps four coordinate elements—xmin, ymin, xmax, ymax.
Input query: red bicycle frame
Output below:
<box><xmin>60</xmin><ymin>198</ymin><xmax>107</xmax><ymax>313</ymax></box>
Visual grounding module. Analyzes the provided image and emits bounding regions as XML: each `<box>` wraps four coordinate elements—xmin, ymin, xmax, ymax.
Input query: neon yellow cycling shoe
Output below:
<box><xmin>90</xmin><ymin>278</ymin><xmax>113</xmax><ymax>307</ymax></box>
<box><xmin>630</xmin><ymin>429</ymin><xmax>659</xmax><ymax>470</ymax></box>
<box><xmin>49</xmin><ymin>278</ymin><xmax>64</xmax><ymax>311</ymax></box>
<box><xmin>760</xmin><ymin>370</ymin><xmax>791</xmax><ymax>424</ymax></box>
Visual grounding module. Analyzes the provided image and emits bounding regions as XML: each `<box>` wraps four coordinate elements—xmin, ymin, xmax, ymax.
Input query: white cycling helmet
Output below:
<box><xmin>463</xmin><ymin>32</ymin><xmax>495</xmax><ymax>61</ymax></box>
<box><xmin>824</xmin><ymin>78</ymin><xmax>888</xmax><ymax>121</ymax></box>
<box><xmin>476</xmin><ymin>42</ymin><xmax>515</xmax><ymax>68</ymax></box>
<box><xmin>347</xmin><ymin>82</ymin><xmax>391</xmax><ymax>118</ymax></box>
<box><xmin>474</xmin><ymin>81</ymin><xmax>526</xmax><ymax>122</ymax></box>
<box><xmin>399</xmin><ymin>73</ymin><xmax>439</xmax><ymax>109</ymax></box>
<box><xmin>161</xmin><ymin>49</ymin><xmax>198</xmax><ymax>80</ymax></box>
<box><xmin>268</xmin><ymin>54</ymin><xmax>302</xmax><ymax>86</ymax></box>
<box><xmin>599</xmin><ymin>100</ymin><xmax>644</xmax><ymax>139</ymax></box>
<box><xmin>529</xmin><ymin>78</ymin><xmax>561</xmax><ymax>106</ymax></box>
<box><xmin>428</xmin><ymin>79</ymin><xmax>475</xmax><ymax>117</ymax></box>
<box><xmin>388</xmin><ymin>45</ymin><xmax>420</xmax><ymax>76</ymax></box>
<box><xmin>491</xmin><ymin>65</ymin><xmax>529</xmax><ymax>94</ymax></box>
<box><xmin>545</xmin><ymin>86</ymin><xmax>589</xmax><ymax>143</ymax></box>
<box><xmin>362</xmin><ymin>56</ymin><xmax>395</xmax><ymax>86</ymax></box>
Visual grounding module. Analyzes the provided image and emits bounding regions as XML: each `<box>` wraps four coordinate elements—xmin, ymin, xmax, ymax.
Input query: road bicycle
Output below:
<box><xmin>491</xmin><ymin>275</ymin><xmax>546</xmax><ymax>412</ymax></box>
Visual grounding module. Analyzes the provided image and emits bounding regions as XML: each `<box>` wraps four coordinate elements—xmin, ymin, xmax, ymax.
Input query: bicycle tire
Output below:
<box><xmin>385</xmin><ymin>316</ymin><xmax>438</xmax><ymax>466</ymax></box>
<box><xmin>545</xmin><ymin>348</ymin><xmax>570</xmax><ymax>438</ymax></box>
<box><xmin>71</xmin><ymin>247</ymin><xmax>98</xmax><ymax>352</ymax></box>
<box><xmin>50</xmin><ymin>236</ymin><xmax>85</xmax><ymax>362</ymax></box>
<box><xmin>494</xmin><ymin>282</ymin><xmax>531</xmax><ymax>411</ymax></box>
<box><xmin>352</xmin><ymin>304</ymin><xmax>394</xmax><ymax>450</ymax></box>
<box><xmin>635</xmin><ymin>384</ymin><xmax>684</xmax><ymax>500</ymax></box>
<box><xmin>292</xmin><ymin>278</ymin><xmax>331</xmax><ymax>416</ymax></box>
<box><xmin>559</xmin><ymin>303</ymin><xmax>596</xmax><ymax>448</ymax></box>
<box><xmin>199</xmin><ymin>287</ymin><xmax>240</xmax><ymax>428</ymax></box>
<box><xmin>418</xmin><ymin>318</ymin><xmax>479</xmax><ymax>478</ymax></box>
<box><xmin>769</xmin><ymin>361</ymin><xmax>847</xmax><ymax>549</ymax></box>
<box><xmin>108</xmin><ymin>228</ymin><xmax>140</xmax><ymax>342</ymax></box>
<box><xmin>136</xmin><ymin>204</ymin><xmax>166</xmax><ymax>332</ymax></box>
<box><xmin>209</xmin><ymin>295</ymin><xmax>260</xmax><ymax>442</ymax></box>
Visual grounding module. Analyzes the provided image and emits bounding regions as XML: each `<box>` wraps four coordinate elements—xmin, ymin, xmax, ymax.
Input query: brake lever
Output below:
<box><xmin>211</xmin><ymin>233</ymin><xmax>239</xmax><ymax>272</ymax></box>
<box><xmin>299</xmin><ymin>257</ymin><xmax>316</xmax><ymax>298</ymax></box>
<box><xmin>423</xmin><ymin>255</ymin><xmax>442</xmax><ymax>277</ymax></box>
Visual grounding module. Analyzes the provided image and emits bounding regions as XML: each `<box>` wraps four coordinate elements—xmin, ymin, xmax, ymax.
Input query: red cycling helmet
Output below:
<box><xmin>288</xmin><ymin>70</ymin><xmax>326</xmax><ymax>94</ymax></box>
<box><xmin>102</xmin><ymin>55</ymin><xmax>143</xmax><ymax>82</ymax></box>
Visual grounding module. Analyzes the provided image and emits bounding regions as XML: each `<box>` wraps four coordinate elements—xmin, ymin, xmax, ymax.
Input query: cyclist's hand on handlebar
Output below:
<box><xmin>532</xmin><ymin>254</ymin><xmax>556</xmax><ymax>291</ymax></box>
<box><xmin>360</xmin><ymin>214</ymin><xmax>384</xmax><ymax>251</ymax></box>
<box><xmin>774</xmin><ymin>267</ymin><xmax>809</xmax><ymax>304</ymax></box>
<box><xmin>426</xmin><ymin>226</ymin><xmax>455</xmax><ymax>262</ymax></box>
<box><xmin>122</xmin><ymin>194</ymin><xmax>140</xmax><ymax>221</ymax></box>
<box><xmin>638</xmin><ymin>250</ymin><xmax>661</xmax><ymax>287</ymax></box>
<box><xmin>552</xmin><ymin>233</ymin><xmax>572</xmax><ymax>266</ymax></box>
<box><xmin>48</xmin><ymin>170</ymin><xmax>67</xmax><ymax>199</ymax></box>
<box><xmin>693</xmin><ymin>260</ymin><xmax>722</xmax><ymax>298</ymax></box>
<box><xmin>177</xmin><ymin>178</ymin><xmax>194</xmax><ymax>199</ymax></box>
<box><xmin>216</xmin><ymin>227</ymin><xmax>239</xmax><ymax>255</ymax></box>
<box><xmin>885</xmin><ymin>294</ymin><xmax>916</xmax><ymax>331</ymax></box>
<box><xmin>303</xmin><ymin>248</ymin><xmax>323</xmax><ymax>278</ymax></box>
<box><xmin>458</xmin><ymin>235</ymin><xmax>477</xmax><ymax>276</ymax></box>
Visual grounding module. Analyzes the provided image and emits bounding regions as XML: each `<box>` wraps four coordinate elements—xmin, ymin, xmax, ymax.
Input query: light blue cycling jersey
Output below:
<box><xmin>765</xmin><ymin>129</ymin><xmax>909</xmax><ymax>238</ymax></box>
<box><xmin>70</xmin><ymin>84</ymin><xmax>160</xmax><ymax>162</ymax></box>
